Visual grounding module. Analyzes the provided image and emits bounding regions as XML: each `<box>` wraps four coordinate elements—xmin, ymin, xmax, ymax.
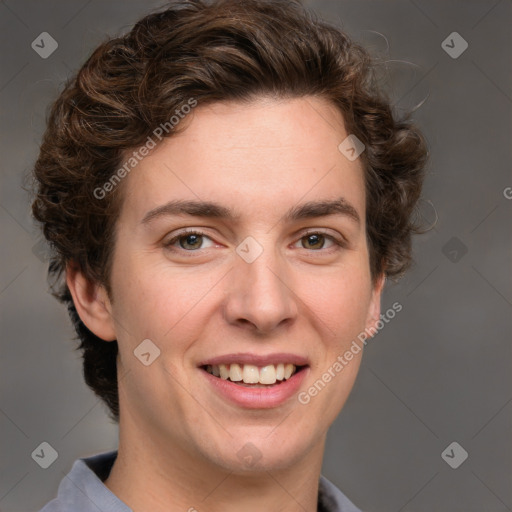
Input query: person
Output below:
<box><xmin>30</xmin><ymin>0</ymin><xmax>429</xmax><ymax>510</ymax></box>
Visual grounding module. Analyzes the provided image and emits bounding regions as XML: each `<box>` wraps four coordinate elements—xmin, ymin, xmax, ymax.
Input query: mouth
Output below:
<box><xmin>200</xmin><ymin>363</ymin><xmax>307</xmax><ymax>388</ymax></box>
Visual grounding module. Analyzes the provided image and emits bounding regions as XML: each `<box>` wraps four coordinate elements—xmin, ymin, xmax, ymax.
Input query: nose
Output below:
<box><xmin>223</xmin><ymin>245</ymin><xmax>298</xmax><ymax>335</ymax></box>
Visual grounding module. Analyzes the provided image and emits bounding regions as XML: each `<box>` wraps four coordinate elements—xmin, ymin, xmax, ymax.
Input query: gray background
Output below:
<box><xmin>0</xmin><ymin>1</ymin><xmax>510</xmax><ymax>511</ymax></box>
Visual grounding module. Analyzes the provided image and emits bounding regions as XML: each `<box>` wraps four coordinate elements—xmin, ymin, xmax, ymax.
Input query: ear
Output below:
<box><xmin>66</xmin><ymin>261</ymin><xmax>117</xmax><ymax>342</ymax></box>
<box><xmin>364</xmin><ymin>273</ymin><xmax>386</xmax><ymax>333</ymax></box>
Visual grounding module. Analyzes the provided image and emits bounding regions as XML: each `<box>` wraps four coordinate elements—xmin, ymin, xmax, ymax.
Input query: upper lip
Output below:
<box><xmin>197</xmin><ymin>352</ymin><xmax>310</xmax><ymax>367</ymax></box>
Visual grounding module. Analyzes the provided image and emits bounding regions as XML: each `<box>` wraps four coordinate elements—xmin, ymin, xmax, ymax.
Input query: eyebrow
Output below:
<box><xmin>141</xmin><ymin>197</ymin><xmax>361</xmax><ymax>226</ymax></box>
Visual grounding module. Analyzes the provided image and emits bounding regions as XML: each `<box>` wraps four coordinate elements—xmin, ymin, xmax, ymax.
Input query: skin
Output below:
<box><xmin>67</xmin><ymin>96</ymin><xmax>385</xmax><ymax>512</ymax></box>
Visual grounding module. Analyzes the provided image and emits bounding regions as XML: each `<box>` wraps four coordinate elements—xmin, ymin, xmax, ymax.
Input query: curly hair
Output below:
<box><xmin>30</xmin><ymin>0</ymin><xmax>429</xmax><ymax>423</ymax></box>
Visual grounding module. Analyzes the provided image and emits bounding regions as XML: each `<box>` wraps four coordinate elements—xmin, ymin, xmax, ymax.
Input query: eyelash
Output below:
<box><xmin>163</xmin><ymin>228</ymin><xmax>347</xmax><ymax>255</ymax></box>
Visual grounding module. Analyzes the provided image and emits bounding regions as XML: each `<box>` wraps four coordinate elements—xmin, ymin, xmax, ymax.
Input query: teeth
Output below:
<box><xmin>275</xmin><ymin>363</ymin><xmax>285</xmax><ymax>380</ymax></box>
<box><xmin>242</xmin><ymin>364</ymin><xmax>259</xmax><ymax>384</ymax></box>
<box><xmin>229</xmin><ymin>363</ymin><xmax>243</xmax><ymax>382</ymax></box>
<box><xmin>206</xmin><ymin>363</ymin><xmax>299</xmax><ymax>385</ymax></box>
<box><xmin>259</xmin><ymin>365</ymin><xmax>276</xmax><ymax>384</ymax></box>
<box><xmin>219</xmin><ymin>364</ymin><xmax>230</xmax><ymax>380</ymax></box>
<box><xmin>284</xmin><ymin>363</ymin><xmax>294</xmax><ymax>379</ymax></box>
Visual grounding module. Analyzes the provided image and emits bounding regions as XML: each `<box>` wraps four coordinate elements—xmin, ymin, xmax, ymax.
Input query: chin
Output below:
<box><xmin>200</xmin><ymin>427</ymin><xmax>317</xmax><ymax>474</ymax></box>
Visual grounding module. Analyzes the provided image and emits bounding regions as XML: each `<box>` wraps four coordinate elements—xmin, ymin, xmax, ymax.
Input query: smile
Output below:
<box><xmin>202</xmin><ymin>363</ymin><xmax>304</xmax><ymax>386</ymax></box>
<box><xmin>198</xmin><ymin>352</ymin><xmax>310</xmax><ymax>408</ymax></box>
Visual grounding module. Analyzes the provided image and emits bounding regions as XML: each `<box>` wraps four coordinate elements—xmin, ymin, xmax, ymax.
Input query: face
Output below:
<box><xmin>90</xmin><ymin>96</ymin><xmax>383</xmax><ymax>473</ymax></box>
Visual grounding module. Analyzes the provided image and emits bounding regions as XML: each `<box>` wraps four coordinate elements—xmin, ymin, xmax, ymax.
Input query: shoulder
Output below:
<box><xmin>37</xmin><ymin>451</ymin><xmax>130</xmax><ymax>512</ymax></box>
<box><xmin>318</xmin><ymin>474</ymin><xmax>364</xmax><ymax>512</ymax></box>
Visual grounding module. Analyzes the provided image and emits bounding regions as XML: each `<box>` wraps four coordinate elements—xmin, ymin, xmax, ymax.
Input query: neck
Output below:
<box><xmin>105</xmin><ymin>419</ymin><xmax>326</xmax><ymax>512</ymax></box>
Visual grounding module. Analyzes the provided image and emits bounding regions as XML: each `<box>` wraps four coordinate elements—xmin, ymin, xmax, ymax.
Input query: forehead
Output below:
<box><xmin>117</xmin><ymin>96</ymin><xmax>366</xmax><ymax>227</ymax></box>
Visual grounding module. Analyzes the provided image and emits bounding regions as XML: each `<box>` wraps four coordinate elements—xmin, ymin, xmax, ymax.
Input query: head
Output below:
<box><xmin>31</xmin><ymin>0</ymin><xmax>428</xmax><ymax>472</ymax></box>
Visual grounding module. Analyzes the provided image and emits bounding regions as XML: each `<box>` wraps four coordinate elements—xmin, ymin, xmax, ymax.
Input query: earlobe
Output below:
<box><xmin>66</xmin><ymin>262</ymin><xmax>117</xmax><ymax>342</ymax></box>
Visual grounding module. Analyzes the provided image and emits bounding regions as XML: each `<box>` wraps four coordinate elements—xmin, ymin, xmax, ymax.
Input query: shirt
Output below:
<box><xmin>38</xmin><ymin>451</ymin><xmax>362</xmax><ymax>512</ymax></box>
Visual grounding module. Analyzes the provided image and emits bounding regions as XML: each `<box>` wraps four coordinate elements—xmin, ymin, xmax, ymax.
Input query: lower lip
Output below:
<box><xmin>201</xmin><ymin>367</ymin><xmax>309</xmax><ymax>409</ymax></box>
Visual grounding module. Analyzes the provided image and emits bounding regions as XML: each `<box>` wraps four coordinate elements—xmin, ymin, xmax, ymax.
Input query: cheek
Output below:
<box><xmin>304</xmin><ymin>265</ymin><xmax>372</xmax><ymax>343</ymax></box>
<box><xmin>110</xmin><ymin>256</ymin><xmax>222</xmax><ymax>345</ymax></box>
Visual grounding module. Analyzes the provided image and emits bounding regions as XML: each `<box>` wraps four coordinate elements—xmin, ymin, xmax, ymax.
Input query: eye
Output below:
<box><xmin>294</xmin><ymin>231</ymin><xmax>345</xmax><ymax>251</ymax></box>
<box><xmin>164</xmin><ymin>230</ymin><xmax>215</xmax><ymax>251</ymax></box>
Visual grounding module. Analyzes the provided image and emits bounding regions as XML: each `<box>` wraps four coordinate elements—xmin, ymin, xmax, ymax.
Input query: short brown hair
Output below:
<box><xmin>30</xmin><ymin>0</ymin><xmax>429</xmax><ymax>423</ymax></box>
